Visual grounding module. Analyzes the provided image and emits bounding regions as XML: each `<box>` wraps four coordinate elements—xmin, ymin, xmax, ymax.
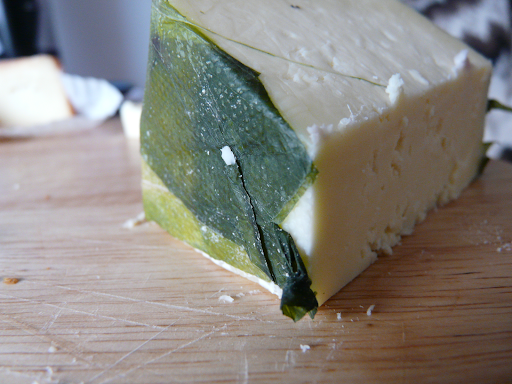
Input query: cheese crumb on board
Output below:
<box><xmin>48</xmin><ymin>345</ymin><xmax>58</xmax><ymax>353</ymax></box>
<box><xmin>218</xmin><ymin>295</ymin><xmax>235</xmax><ymax>303</ymax></box>
<box><xmin>122</xmin><ymin>212</ymin><xmax>146</xmax><ymax>229</ymax></box>
<box><xmin>3</xmin><ymin>277</ymin><xmax>19</xmax><ymax>285</ymax></box>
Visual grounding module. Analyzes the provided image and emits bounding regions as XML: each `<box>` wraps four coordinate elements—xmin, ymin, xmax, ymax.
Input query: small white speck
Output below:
<box><xmin>337</xmin><ymin>313</ymin><xmax>342</xmax><ymax>320</ymax></box>
<box><xmin>367</xmin><ymin>304</ymin><xmax>376</xmax><ymax>316</ymax></box>
<box><xmin>300</xmin><ymin>344</ymin><xmax>310</xmax><ymax>353</ymax></box>
<box><xmin>48</xmin><ymin>345</ymin><xmax>57</xmax><ymax>353</ymax></box>
<box><xmin>220</xmin><ymin>146</ymin><xmax>237</xmax><ymax>166</ymax></box>
<box><xmin>500</xmin><ymin>243</ymin><xmax>512</xmax><ymax>252</ymax></box>
<box><xmin>218</xmin><ymin>295</ymin><xmax>234</xmax><ymax>303</ymax></box>
<box><xmin>122</xmin><ymin>212</ymin><xmax>146</xmax><ymax>229</ymax></box>
<box><xmin>235</xmin><ymin>293</ymin><xmax>245</xmax><ymax>298</ymax></box>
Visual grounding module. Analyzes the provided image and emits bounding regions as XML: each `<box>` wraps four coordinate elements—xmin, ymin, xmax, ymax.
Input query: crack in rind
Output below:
<box><xmin>232</xmin><ymin>157</ymin><xmax>277</xmax><ymax>283</ymax></box>
<box><xmin>229</xmin><ymin>156</ymin><xmax>318</xmax><ymax>321</ymax></box>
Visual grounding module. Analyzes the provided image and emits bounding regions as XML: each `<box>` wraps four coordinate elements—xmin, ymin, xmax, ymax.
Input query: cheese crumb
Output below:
<box><xmin>218</xmin><ymin>295</ymin><xmax>234</xmax><ymax>303</ymax></box>
<box><xmin>3</xmin><ymin>277</ymin><xmax>19</xmax><ymax>285</ymax></box>
<box><xmin>336</xmin><ymin>313</ymin><xmax>342</xmax><ymax>320</ymax></box>
<box><xmin>386</xmin><ymin>73</ymin><xmax>404</xmax><ymax>104</ymax></box>
<box><xmin>122</xmin><ymin>212</ymin><xmax>146</xmax><ymax>229</ymax></box>
<box><xmin>221</xmin><ymin>146</ymin><xmax>237</xmax><ymax>166</ymax></box>
<box><xmin>300</xmin><ymin>344</ymin><xmax>310</xmax><ymax>353</ymax></box>
<box><xmin>366</xmin><ymin>304</ymin><xmax>376</xmax><ymax>316</ymax></box>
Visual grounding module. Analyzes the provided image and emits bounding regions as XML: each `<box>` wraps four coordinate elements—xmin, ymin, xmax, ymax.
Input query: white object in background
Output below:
<box><xmin>61</xmin><ymin>73</ymin><xmax>123</xmax><ymax>121</ymax></box>
<box><xmin>0</xmin><ymin>64</ymin><xmax>123</xmax><ymax>138</ymax></box>
<box><xmin>120</xmin><ymin>100</ymin><xmax>142</xmax><ymax>139</ymax></box>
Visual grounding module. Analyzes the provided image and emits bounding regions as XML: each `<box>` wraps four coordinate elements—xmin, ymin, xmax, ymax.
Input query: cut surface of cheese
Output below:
<box><xmin>0</xmin><ymin>55</ymin><xmax>73</xmax><ymax>127</ymax></box>
<box><xmin>141</xmin><ymin>0</ymin><xmax>492</xmax><ymax>320</ymax></box>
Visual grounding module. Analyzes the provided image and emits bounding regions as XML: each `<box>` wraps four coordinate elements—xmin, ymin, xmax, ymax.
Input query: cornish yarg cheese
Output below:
<box><xmin>141</xmin><ymin>0</ymin><xmax>492</xmax><ymax>320</ymax></box>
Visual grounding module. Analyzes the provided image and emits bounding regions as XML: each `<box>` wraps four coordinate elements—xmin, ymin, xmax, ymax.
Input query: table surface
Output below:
<box><xmin>1</xmin><ymin>119</ymin><xmax>511</xmax><ymax>384</ymax></box>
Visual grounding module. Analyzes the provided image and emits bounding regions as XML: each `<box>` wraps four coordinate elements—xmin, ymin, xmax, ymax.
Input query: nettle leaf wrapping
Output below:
<box><xmin>141</xmin><ymin>1</ymin><xmax>318</xmax><ymax>320</ymax></box>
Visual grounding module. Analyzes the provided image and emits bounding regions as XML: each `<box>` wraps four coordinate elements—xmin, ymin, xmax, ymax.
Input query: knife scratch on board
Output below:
<box><xmin>23</xmin><ymin>280</ymin><xmax>275</xmax><ymax>323</ymax></box>
<box><xmin>0</xmin><ymin>293</ymin><xmax>167</xmax><ymax>330</ymax></box>
<box><xmin>0</xmin><ymin>312</ymin><xmax>95</xmax><ymax>368</ymax></box>
<box><xmin>94</xmin><ymin>323</ymin><xmax>232</xmax><ymax>384</ymax></box>
<box><xmin>87</xmin><ymin>320</ymin><xmax>178</xmax><ymax>383</ymax></box>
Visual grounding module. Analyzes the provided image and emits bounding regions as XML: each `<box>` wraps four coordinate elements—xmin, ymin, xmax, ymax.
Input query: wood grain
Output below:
<box><xmin>1</xmin><ymin>119</ymin><xmax>511</xmax><ymax>384</ymax></box>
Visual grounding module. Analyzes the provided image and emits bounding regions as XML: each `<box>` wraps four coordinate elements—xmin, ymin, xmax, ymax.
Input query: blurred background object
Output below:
<box><xmin>0</xmin><ymin>0</ymin><xmax>151</xmax><ymax>89</ymax></box>
<box><xmin>0</xmin><ymin>0</ymin><xmax>38</xmax><ymax>58</ymax></box>
<box><xmin>46</xmin><ymin>0</ymin><xmax>151</xmax><ymax>90</ymax></box>
<box><xmin>0</xmin><ymin>0</ymin><xmax>510</xmax><ymax>155</ymax></box>
<box><xmin>404</xmin><ymin>0</ymin><xmax>512</xmax><ymax>160</ymax></box>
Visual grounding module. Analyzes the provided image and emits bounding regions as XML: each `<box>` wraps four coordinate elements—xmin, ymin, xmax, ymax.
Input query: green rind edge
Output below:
<box><xmin>142</xmin><ymin>0</ymin><xmax>319</xmax><ymax>321</ymax></box>
<box><xmin>142</xmin><ymin>160</ymin><xmax>271</xmax><ymax>282</ymax></box>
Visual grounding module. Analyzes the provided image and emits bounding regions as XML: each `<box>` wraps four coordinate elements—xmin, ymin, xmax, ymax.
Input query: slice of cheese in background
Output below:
<box><xmin>141</xmin><ymin>0</ymin><xmax>492</xmax><ymax>319</ymax></box>
<box><xmin>0</xmin><ymin>55</ymin><xmax>73</xmax><ymax>127</ymax></box>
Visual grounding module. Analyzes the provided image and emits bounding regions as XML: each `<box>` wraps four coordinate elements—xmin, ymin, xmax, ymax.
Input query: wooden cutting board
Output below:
<box><xmin>1</xmin><ymin>119</ymin><xmax>511</xmax><ymax>384</ymax></box>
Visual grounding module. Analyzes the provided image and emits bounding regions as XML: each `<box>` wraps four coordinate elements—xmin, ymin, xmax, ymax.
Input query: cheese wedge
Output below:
<box><xmin>141</xmin><ymin>0</ymin><xmax>492</xmax><ymax>320</ymax></box>
<box><xmin>0</xmin><ymin>55</ymin><xmax>73</xmax><ymax>127</ymax></box>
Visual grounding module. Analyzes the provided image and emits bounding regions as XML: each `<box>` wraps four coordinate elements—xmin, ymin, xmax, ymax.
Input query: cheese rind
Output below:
<box><xmin>142</xmin><ymin>0</ymin><xmax>492</xmax><ymax>318</ymax></box>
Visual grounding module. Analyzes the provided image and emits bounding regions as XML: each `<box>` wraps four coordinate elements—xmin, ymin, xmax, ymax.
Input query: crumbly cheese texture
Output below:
<box><xmin>161</xmin><ymin>0</ymin><xmax>492</xmax><ymax>305</ymax></box>
<box><xmin>0</xmin><ymin>55</ymin><xmax>73</xmax><ymax>127</ymax></box>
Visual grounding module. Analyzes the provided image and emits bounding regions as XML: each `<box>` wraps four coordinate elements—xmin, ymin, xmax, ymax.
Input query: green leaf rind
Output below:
<box><xmin>487</xmin><ymin>99</ymin><xmax>512</xmax><ymax>113</ymax></box>
<box><xmin>141</xmin><ymin>0</ymin><xmax>318</xmax><ymax>321</ymax></box>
